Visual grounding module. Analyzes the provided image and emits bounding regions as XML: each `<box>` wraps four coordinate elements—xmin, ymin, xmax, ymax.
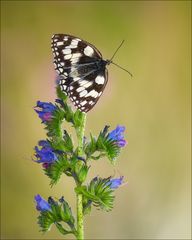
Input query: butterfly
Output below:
<box><xmin>51</xmin><ymin>34</ymin><xmax>131</xmax><ymax>113</ymax></box>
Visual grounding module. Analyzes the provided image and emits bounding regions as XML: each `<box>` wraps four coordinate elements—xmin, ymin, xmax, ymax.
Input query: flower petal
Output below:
<box><xmin>34</xmin><ymin>101</ymin><xmax>56</xmax><ymax>122</ymax></box>
<box><xmin>108</xmin><ymin>125</ymin><xmax>126</xmax><ymax>148</ymax></box>
<box><xmin>34</xmin><ymin>194</ymin><xmax>51</xmax><ymax>211</ymax></box>
<box><xmin>109</xmin><ymin>176</ymin><xmax>124</xmax><ymax>189</ymax></box>
<box><xmin>34</xmin><ymin>140</ymin><xmax>57</xmax><ymax>164</ymax></box>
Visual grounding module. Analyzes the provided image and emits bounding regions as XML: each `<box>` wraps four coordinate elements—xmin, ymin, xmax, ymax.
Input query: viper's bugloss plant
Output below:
<box><xmin>31</xmin><ymin>30</ymin><xmax>133</xmax><ymax>238</ymax></box>
<box><xmin>32</xmin><ymin>86</ymin><xmax>127</xmax><ymax>239</ymax></box>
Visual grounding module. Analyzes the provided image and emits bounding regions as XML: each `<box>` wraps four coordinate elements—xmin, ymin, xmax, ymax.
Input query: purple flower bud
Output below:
<box><xmin>34</xmin><ymin>101</ymin><xmax>56</xmax><ymax>123</ymax></box>
<box><xmin>34</xmin><ymin>194</ymin><xmax>51</xmax><ymax>212</ymax></box>
<box><xmin>92</xmin><ymin>176</ymin><xmax>98</xmax><ymax>182</ymax></box>
<box><xmin>108</xmin><ymin>125</ymin><xmax>127</xmax><ymax>147</ymax></box>
<box><xmin>108</xmin><ymin>176</ymin><xmax>124</xmax><ymax>189</ymax></box>
<box><xmin>59</xmin><ymin>196</ymin><xmax>65</xmax><ymax>203</ymax></box>
<box><xmin>55</xmin><ymin>98</ymin><xmax>63</xmax><ymax>106</ymax></box>
<box><xmin>48</xmin><ymin>197</ymin><xmax>57</xmax><ymax>205</ymax></box>
<box><xmin>42</xmin><ymin>162</ymin><xmax>52</xmax><ymax>169</ymax></box>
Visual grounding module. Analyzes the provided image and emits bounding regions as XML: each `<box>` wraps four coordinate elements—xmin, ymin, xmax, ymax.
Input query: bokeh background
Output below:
<box><xmin>1</xmin><ymin>1</ymin><xmax>191</xmax><ymax>239</ymax></box>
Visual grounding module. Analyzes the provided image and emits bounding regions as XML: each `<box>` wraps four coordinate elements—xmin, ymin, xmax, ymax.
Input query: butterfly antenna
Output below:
<box><xmin>109</xmin><ymin>40</ymin><xmax>125</xmax><ymax>62</ymax></box>
<box><xmin>108</xmin><ymin>40</ymin><xmax>133</xmax><ymax>77</ymax></box>
<box><xmin>111</xmin><ymin>61</ymin><xmax>133</xmax><ymax>77</ymax></box>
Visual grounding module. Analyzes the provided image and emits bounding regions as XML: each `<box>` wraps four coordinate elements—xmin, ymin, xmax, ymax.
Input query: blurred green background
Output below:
<box><xmin>1</xmin><ymin>1</ymin><xmax>191</xmax><ymax>239</ymax></box>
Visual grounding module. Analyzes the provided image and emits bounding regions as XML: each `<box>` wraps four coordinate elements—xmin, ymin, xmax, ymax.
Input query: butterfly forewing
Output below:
<box><xmin>51</xmin><ymin>34</ymin><xmax>108</xmax><ymax>112</ymax></box>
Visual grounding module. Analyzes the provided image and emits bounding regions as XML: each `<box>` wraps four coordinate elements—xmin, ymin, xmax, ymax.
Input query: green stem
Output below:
<box><xmin>77</xmin><ymin>113</ymin><xmax>86</xmax><ymax>156</ymax></box>
<box><xmin>76</xmin><ymin>113</ymin><xmax>86</xmax><ymax>240</ymax></box>
<box><xmin>77</xmin><ymin>193</ymin><xmax>84</xmax><ymax>240</ymax></box>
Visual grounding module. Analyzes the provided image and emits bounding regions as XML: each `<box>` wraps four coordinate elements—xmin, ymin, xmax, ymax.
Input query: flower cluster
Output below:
<box><xmin>34</xmin><ymin>175</ymin><xmax>124</xmax><ymax>213</ymax></box>
<box><xmin>33</xmin><ymin>88</ymin><xmax>127</xmax><ymax>238</ymax></box>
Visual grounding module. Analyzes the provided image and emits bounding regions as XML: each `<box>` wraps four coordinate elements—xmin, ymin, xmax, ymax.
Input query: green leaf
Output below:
<box><xmin>97</xmin><ymin>135</ymin><xmax>120</xmax><ymax>162</ymax></box>
<box><xmin>73</xmin><ymin>110</ymin><xmax>84</xmax><ymax>129</ymax></box>
<box><xmin>62</xmin><ymin>199</ymin><xmax>75</xmax><ymax>225</ymax></box>
<box><xmin>49</xmin><ymin>129</ymin><xmax>73</xmax><ymax>154</ymax></box>
<box><xmin>44</xmin><ymin>155</ymin><xmax>70</xmax><ymax>186</ymax></box>
<box><xmin>64</xmin><ymin>105</ymin><xmax>74</xmax><ymax>123</ymax></box>
<box><xmin>85</xmin><ymin>127</ymin><xmax>120</xmax><ymax>163</ymax></box>
<box><xmin>89</xmin><ymin>153</ymin><xmax>106</xmax><ymax>160</ymax></box>
<box><xmin>46</xmin><ymin>106</ymin><xmax>65</xmax><ymax>139</ymax></box>
<box><xmin>37</xmin><ymin>210</ymin><xmax>54</xmax><ymax>232</ymax></box>
<box><xmin>45</xmin><ymin>91</ymin><xmax>75</xmax><ymax>139</ymax></box>
<box><xmin>82</xmin><ymin>199</ymin><xmax>92</xmax><ymax>215</ymax></box>
<box><xmin>56</xmin><ymin>86</ymin><xmax>67</xmax><ymax>102</ymax></box>
<box><xmin>76</xmin><ymin>177</ymin><xmax>115</xmax><ymax>212</ymax></box>
<box><xmin>37</xmin><ymin>197</ymin><xmax>76</xmax><ymax>236</ymax></box>
<box><xmin>62</xmin><ymin>130</ymin><xmax>73</xmax><ymax>152</ymax></box>
<box><xmin>49</xmin><ymin>201</ymin><xmax>62</xmax><ymax>219</ymax></box>
<box><xmin>84</xmin><ymin>134</ymin><xmax>97</xmax><ymax>158</ymax></box>
<box><xmin>50</xmin><ymin>198</ymin><xmax>75</xmax><ymax>228</ymax></box>
<box><xmin>75</xmin><ymin>164</ymin><xmax>89</xmax><ymax>183</ymax></box>
<box><xmin>55</xmin><ymin>222</ymin><xmax>73</xmax><ymax>235</ymax></box>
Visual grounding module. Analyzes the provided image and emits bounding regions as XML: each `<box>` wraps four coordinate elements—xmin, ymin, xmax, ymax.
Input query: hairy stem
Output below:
<box><xmin>77</xmin><ymin>193</ymin><xmax>84</xmax><ymax>240</ymax></box>
<box><xmin>77</xmin><ymin>113</ymin><xmax>86</xmax><ymax>157</ymax></box>
<box><xmin>76</xmin><ymin>113</ymin><xmax>86</xmax><ymax>240</ymax></box>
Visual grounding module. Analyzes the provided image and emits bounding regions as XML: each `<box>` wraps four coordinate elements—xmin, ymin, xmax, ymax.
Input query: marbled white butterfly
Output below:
<box><xmin>51</xmin><ymin>34</ymin><xmax>131</xmax><ymax>113</ymax></box>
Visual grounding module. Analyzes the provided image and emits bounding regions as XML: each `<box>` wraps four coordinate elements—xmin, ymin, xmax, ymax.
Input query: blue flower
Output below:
<box><xmin>34</xmin><ymin>140</ymin><xmax>57</xmax><ymax>168</ymax></box>
<box><xmin>38</xmin><ymin>140</ymin><xmax>51</xmax><ymax>148</ymax></box>
<box><xmin>108</xmin><ymin>125</ymin><xmax>127</xmax><ymax>147</ymax></box>
<box><xmin>91</xmin><ymin>176</ymin><xmax>124</xmax><ymax>190</ymax></box>
<box><xmin>108</xmin><ymin>176</ymin><xmax>124</xmax><ymax>189</ymax></box>
<box><xmin>34</xmin><ymin>194</ymin><xmax>51</xmax><ymax>212</ymax></box>
<box><xmin>34</xmin><ymin>101</ymin><xmax>56</xmax><ymax>123</ymax></box>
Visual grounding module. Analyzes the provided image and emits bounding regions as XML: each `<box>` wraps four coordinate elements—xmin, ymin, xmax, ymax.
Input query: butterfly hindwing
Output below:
<box><xmin>68</xmin><ymin>68</ymin><xmax>108</xmax><ymax>112</ymax></box>
<box><xmin>51</xmin><ymin>34</ymin><xmax>108</xmax><ymax>112</ymax></box>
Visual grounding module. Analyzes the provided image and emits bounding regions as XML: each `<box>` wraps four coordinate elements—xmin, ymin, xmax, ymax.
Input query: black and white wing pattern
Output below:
<box><xmin>51</xmin><ymin>34</ymin><xmax>108</xmax><ymax>112</ymax></box>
